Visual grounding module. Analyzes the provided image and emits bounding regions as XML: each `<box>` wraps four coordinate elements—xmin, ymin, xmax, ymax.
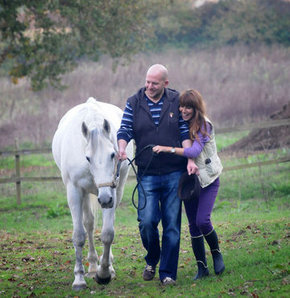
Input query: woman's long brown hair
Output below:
<box><xmin>179</xmin><ymin>89</ymin><xmax>209</xmax><ymax>142</ymax></box>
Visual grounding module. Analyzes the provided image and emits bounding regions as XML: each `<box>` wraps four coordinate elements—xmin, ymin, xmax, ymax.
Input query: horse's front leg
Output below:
<box><xmin>95</xmin><ymin>207</ymin><xmax>115</xmax><ymax>284</ymax></box>
<box><xmin>83</xmin><ymin>194</ymin><xmax>98</xmax><ymax>278</ymax></box>
<box><xmin>67</xmin><ymin>184</ymin><xmax>87</xmax><ymax>291</ymax></box>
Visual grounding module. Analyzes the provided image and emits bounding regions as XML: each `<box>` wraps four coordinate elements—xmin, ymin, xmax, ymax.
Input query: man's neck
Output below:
<box><xmin>145</xmin><ymin>90</ymin><xmax>164</xmax><ymax>103</ymax></box>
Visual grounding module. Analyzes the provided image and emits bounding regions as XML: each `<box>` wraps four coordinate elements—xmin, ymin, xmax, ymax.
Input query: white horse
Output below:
<box><xmin>52</xmin><ymin>97</ymin><xmax>133</xmax><ymax>290</ymax></box>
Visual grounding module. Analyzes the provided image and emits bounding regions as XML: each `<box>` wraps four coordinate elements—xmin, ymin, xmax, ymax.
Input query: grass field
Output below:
<box><xmin>0</xmin><ymin>139</ymin><xmax>289</xmax><ymax>297</ymax></box>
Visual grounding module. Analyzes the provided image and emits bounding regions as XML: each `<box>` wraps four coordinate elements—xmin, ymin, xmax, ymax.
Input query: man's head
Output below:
<box><xmin>145</xmin><ymin>64</ymin><xmax>169</xmax><ymax>102</ymax></box>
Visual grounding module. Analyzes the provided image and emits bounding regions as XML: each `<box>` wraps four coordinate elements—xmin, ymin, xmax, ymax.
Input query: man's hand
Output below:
<box><xmin>187</xmin><ymin>159</ymin><xmax>199</xmax><ymax>175</ymax></box>
<box><xmin>117</xmin><ymin>139</ymin><xmax>128</xmax><ymax>161</ymax></box>
<box><xmin>118</xmin><ymin>149</ymin><xmax>127</xmax><ymax>161</ymax></box>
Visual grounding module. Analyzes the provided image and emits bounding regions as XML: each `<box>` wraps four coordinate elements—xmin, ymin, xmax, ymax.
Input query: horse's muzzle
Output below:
<box><xmin>98</xmin><ymin>196</ymin><xmax>113</xmax><ymax>209</ymax></box>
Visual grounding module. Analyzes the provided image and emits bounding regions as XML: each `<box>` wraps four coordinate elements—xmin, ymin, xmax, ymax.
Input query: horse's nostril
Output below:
<box><xmin>98</xmin><ymin>197</ymin><xmax>113</xmax><ymax>207</ymax></box>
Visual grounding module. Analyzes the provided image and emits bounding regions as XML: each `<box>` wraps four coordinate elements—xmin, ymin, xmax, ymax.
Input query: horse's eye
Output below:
<box><xmin>86</xmin><ymin>156</ymin><xmax>90</xmax><ymax>163</ymax></box>
<box><xmin>111</xmin><ymin>153</ymin><xmax>115</xmax><ymax>159</ymax></box>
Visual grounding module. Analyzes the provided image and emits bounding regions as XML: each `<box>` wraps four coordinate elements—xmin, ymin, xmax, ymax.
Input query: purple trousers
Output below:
<box><xmin>183</xmin><ymin>178</ymin><xmax>220</xmax><ymax>237</ymax></box>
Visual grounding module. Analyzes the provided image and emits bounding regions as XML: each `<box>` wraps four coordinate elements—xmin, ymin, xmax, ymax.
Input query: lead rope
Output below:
<box><xmin>126</xmin><ymin>144</ymin><xmax>156</xmax><ymax>211</ymax></box>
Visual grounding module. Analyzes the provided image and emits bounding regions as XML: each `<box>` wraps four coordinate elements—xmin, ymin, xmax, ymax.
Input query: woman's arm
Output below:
<box><xmin>153</xmin><ymin>127</ymin><xmax>211</xmax><ymax>158</ymax></box>
<box><xmin>152</xmin><ymin>132</ymin><xmax>209</xmax><ymax>157</ymax></box>
<box><xmin>152</xmin><ymin>141</ymin><xmax>199</xmax><ymax>174</ymax></box>
<box><xmin>152</xmin><ymin>145</ymin><xmax>184</xmax><ymax>156</ymax></box>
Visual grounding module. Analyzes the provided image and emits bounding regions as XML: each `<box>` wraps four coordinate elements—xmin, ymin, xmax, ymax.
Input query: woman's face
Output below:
<box><xmin>179</xmin><ymin>106</ymin><xmax>194</xmax><ymax>121</ymax></box>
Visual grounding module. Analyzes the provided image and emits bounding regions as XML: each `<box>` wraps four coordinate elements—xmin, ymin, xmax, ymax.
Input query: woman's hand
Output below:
<box><xmin>153</xmin><ymin>145</ymin><xmax>168</xmax><ymax>153</ymax></box>
<box><xmin>187</xmin><ymin>159</ymin><xmax>199</xmax><ymax>175</ymax></box>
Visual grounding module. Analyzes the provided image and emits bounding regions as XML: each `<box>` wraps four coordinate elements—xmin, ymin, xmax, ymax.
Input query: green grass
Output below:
<box><xmin>0</xmin><ymin>153</ymin><xmax>54</xmax><ymax>172</ymax></box>
<box><xmin>0</xmin><ymin>195</ymin><xmax>289</xmax><ymax>297</ymax></box>
<box><xmin>0</xmin><ymin>141</ymin><xmax>289</xmax><ymax>297</ymax></box>
<box><xmin>215</xmin><ymin>131</ymin><xmax>249</xmax><ymax>151</ymax></box>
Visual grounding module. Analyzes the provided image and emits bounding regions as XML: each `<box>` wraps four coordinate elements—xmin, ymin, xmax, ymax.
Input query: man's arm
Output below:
<box><xmin>117</xmin><ymin>100</ymin><xmax>134</xmax><ymax>160</ymax></box>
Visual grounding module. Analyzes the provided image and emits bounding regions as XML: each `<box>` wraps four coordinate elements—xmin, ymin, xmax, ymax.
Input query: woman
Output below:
<box><xmin>153</xmin><ymin>89</ymin><xmax>225</xmax><ymax>280</ymax></box>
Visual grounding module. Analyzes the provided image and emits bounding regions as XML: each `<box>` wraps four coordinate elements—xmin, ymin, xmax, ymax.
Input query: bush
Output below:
<box><xmin>151</xmin><ymin>0</ymin><xmax>290</xmax><ymax>49</ymax></box>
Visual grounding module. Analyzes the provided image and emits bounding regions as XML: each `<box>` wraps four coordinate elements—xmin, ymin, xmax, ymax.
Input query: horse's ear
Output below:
<box><xmin>103</xmin><ymin>119</ymin><xmax>111</xmax><ymax>135</ymax></box>
<box><xmin>82</xmin><ymin>122</ymin><xmax>89</xmax><ymax>139</ymax></box>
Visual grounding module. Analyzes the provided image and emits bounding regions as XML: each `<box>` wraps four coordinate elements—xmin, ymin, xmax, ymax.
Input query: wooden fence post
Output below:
<box><xmin>15</xmin><ymin>139</ymin><xmax>21</xmax><ymax>205</ymax></box>
<box><xmin>15</xmin><ymin>152</ymin><xmax>21</xmax><ymax>205</ymax></box>
<box><xmin>259</xmin><ymin>163</ymin><xmax>268</xmax><ymax>205</ymax></box>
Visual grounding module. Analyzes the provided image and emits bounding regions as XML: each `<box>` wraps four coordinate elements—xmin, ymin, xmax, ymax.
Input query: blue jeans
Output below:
<box><xmin>137</xmin><ymin>170</ymin><xmax>182</xmax><ymax>281</ymax></box>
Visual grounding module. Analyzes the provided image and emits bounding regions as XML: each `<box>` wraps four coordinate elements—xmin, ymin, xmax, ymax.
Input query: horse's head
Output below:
<box><xmin>82</xmin><ymin>119</ymin><xmax>119</xmax><ymax>209</ymax></box>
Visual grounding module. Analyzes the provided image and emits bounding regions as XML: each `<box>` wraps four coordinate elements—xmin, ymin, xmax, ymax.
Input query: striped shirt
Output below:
<box><xmin>117</xmin><ymin>94</ymin><xmax>189</xmax><ymax>143</ymax></box>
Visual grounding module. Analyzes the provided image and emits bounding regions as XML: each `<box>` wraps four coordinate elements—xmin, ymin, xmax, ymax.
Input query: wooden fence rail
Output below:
<box><xmin>215</xmin><ymin>118</ymin><xmax>290</xmax><ymax>133</ymax></box>
<box><xmin>1</xmin><ymin>119</ymin><xmax>289</xmax><ymax>204</ymax></box>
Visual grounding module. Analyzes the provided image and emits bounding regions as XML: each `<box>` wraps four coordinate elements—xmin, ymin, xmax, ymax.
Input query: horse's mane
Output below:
<box><xmin>83</xmin><ymin>108</ymin><xmax>104</xmax><ymax>131</ymax></box>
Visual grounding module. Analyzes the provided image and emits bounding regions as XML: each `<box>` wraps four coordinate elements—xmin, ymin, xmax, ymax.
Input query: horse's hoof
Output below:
<box><xmin>72</xmin><ymin>283</ymin><xmax>87</xmax><ymax>291</ymax></box>
<box><xmin>95</xmin><ymin>274</ymin><xmax>111</xmax><ymax>285</ymax></box>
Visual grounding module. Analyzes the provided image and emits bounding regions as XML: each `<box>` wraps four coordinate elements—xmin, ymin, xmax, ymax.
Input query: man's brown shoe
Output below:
<box><xmin>161</xmin><ymin>277</ymin><xmax>176</xmax><ymax>286</ymax></box>
<box><xmin>142</xmin><ymin>265</ymin><xmax>156</xmax><ymax>281</ymax></box>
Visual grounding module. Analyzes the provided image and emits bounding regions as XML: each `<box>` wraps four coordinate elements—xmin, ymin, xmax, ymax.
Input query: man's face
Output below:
<box><xmin>145</xmin><ymin>71</ymin><xmax>168</xmax><ymax>101</ymax></box>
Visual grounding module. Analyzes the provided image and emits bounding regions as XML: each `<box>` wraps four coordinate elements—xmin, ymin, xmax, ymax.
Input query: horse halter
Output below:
<box><xmin>96</xmin><ymin>159</ymin><xmax>122</xmax><ymax>189</ymax></box>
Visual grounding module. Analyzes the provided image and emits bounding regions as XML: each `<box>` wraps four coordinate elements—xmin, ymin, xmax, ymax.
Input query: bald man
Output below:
<box><xmin>117</xmin><ymin>64</ymin><xmax>192</xmax><ymax>285</ymax></box>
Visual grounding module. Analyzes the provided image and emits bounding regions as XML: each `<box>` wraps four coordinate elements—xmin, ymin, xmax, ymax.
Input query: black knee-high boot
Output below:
<box><xmin>204</xmin><ymin>229</ymin><xmax>225</xmax><ymax>275</ymax></box>
<box><xmin>191</xmin><ymin>236</ymin><xmax>209</xmax><ymax>280</ymax></box>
